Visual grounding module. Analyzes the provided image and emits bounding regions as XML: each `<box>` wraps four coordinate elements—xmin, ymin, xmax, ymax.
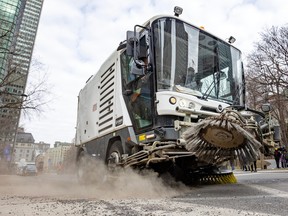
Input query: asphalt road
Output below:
<box><xmin>0</xmin><ymin>169</ymin><xmax>288</xmax><ymax>216</ymax></box>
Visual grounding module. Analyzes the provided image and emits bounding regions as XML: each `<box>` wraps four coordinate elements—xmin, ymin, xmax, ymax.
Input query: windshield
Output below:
<box><xmin>152</xmin><ymin>17</ymin><xmax>244</xmax><ymax>105</ymax></box>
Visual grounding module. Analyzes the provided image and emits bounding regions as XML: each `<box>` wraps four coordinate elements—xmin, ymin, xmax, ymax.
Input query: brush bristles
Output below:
<box><xmin>183</xmin><ymin>113</ymin><xmax>261</xmax><ymax>166</ymax></box>
<box><xmin>198</xmin><ymin>172</ymin><xmax>237</xmax><ymax>184</ymax></box>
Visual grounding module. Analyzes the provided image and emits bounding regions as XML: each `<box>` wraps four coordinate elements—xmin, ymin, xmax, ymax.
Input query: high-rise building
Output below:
<box><xmin>0</xmin><ymin>0</ymin><xmax>44</xmax><ymax>162</ymax></box>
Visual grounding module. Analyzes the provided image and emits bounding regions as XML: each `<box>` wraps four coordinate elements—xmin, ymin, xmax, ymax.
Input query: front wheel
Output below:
<box><xmin>106</xmin><ymin>141</ymin><xmax>123</xmax><ymax>172</ymax></box>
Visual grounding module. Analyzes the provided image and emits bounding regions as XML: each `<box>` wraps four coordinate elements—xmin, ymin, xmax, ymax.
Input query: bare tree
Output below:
<box><xmin>246</xmin><ymin>25</ymin><xmax>288</xmax><ymax>148</ymax></box>
<box><xmin>1</xmin><ymin>22</ymin><xmax>51</xmax><ymax>114</ymax></box>
<box><xmin>0</xmin><ymin>23</ymin><xmax>51</xmax><ymax>161</ymax></box>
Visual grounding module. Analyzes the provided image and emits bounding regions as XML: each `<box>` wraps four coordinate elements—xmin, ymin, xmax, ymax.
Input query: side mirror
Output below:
<box><xmin>126</xmin><ymin>31</ymin><xmax>139</xmax><ymax>56</ymax></box>
<box><xmin>273</xmin><ymin>125</ymin><xmax>281</xmax><ymax>141</ymax></box>
<box><xmin>261</xmin><ymin>103</ymin><xmax>271</xmax><ymax>112</ymax></box>
<box><xmin>126</xmin><ymin>26</ymin><xmax>149</xmax><ymax>59</ymax></box>
<box><xmin>137</xmin><ymin>35</ymin><xmax>148</xmax><ymax>59</ymax></box>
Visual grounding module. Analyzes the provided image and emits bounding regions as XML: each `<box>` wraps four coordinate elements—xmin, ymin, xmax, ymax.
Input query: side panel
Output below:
<box><xmin>75</xmin><ymin>51</ymin><xmax>133</xmax><ymax>147</ymax></box>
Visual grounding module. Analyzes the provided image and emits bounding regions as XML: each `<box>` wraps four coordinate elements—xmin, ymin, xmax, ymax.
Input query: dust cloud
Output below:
<box><xmin>0</xmin><ymin>161</ymin><xmax>189</xmax><ymax>201</ymax></box>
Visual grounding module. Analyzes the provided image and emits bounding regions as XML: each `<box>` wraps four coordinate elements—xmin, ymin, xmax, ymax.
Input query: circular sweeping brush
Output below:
<box><xmin>182</xmin><ymin>109</ymin><xmax>262</xmax><ymax>165</ymax></box>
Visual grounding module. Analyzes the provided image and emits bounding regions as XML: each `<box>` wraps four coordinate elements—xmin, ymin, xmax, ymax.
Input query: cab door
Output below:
<box><xmin>120</xmin><ymin>51</ymin><xmax>154</xmax><ymax>133</ymax></box>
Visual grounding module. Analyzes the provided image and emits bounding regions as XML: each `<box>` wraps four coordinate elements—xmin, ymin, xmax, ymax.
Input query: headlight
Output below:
<box><xmin>169</xmin><ymin>97</ymin><xmax>177</xmax><ymax>105</ymax></box>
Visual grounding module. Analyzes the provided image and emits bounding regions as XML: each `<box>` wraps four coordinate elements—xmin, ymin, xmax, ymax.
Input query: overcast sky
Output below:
<box><xmin>21</xmin><ymin>0</ymin><xmax>288</xmax><ymax>145</ymax></box>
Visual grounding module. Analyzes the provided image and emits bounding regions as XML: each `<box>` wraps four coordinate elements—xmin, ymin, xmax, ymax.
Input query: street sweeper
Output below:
<box><xmin>75</xmin><ymin>7</ymin><xmax>277</xmax><ymax>184</ymax></box>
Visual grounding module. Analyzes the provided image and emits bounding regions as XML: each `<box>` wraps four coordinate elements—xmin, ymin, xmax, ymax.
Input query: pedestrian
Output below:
<box><xmin>274</xmin><ymin>148</ymin><xmax>281</xmax><ymax>168</ymax></box>
<box><xmin>250</xmin><ymin>160</ymin><xmax>257</xmax><ymax>172</ymax></box>
<box><xmin>280</xmin><ymin>149</ymin><xmax>287</xmax><ymax>168</ymax></box>
<box><xmin>242</xmin><ymin>161</ymin><xmax>250</xmax><ymax>171</ymax></box>
<box><xmin>286</xmin><ymin>150</ymin><xmax>288</xmax><ymax>166</ymax></box>
<box><xmin>229</xmin><ymin>156</ymin><xmax>235</xmax><ymax>171</ymax></box>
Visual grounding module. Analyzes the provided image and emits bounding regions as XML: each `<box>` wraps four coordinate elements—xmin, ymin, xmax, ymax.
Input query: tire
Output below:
<box><xmin>106</xmin><ymin>141</ymin><xmax>123</xmax><ymax>172</ymax></box>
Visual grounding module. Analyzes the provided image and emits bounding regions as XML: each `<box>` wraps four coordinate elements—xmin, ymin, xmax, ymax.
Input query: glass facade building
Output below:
<box><xmin>0</xmin><ymin>0</ymin><xmax>44</xmax><ymax>161</ymax></box>
<box><xmin>0</xmin><ymin>0</ymin><xmax>24</xmax><ymax>78</ymax></box>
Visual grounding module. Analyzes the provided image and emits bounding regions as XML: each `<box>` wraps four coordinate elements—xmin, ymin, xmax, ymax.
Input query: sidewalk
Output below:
<box><xmin>232</xmin><ymin>159</ymin><xmax>288</xmax><ymax>174</ymax></box>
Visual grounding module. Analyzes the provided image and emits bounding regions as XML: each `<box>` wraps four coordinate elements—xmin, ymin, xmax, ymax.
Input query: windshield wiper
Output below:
<box><xmin>201</xmin><ymin>71</ymin><xmax>226</xmax><ymax>100</ymax></box>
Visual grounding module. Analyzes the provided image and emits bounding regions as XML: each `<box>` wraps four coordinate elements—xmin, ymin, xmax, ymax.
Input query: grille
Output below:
<box><xmin>98</xmin><ymin>63</ymin><xmax>115</xmax><ymax>133</ymax></box>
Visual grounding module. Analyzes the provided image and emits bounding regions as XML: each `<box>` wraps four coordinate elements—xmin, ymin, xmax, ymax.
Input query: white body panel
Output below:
<box><xmin>75</xmin><ymin>51</ymin><xmax>132</xmax><ymax>146</ymax></box>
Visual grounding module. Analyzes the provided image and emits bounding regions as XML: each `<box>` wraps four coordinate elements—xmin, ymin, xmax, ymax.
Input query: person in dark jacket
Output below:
<box><xmin>250</xmin><ymin>160</ymin><xmax>257</xmax><ymax>172</ymax></box>
<box><xmin>274</xmin><ymin>148</ymin><xmax>281</xmax><ymax>168</ymax></box>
